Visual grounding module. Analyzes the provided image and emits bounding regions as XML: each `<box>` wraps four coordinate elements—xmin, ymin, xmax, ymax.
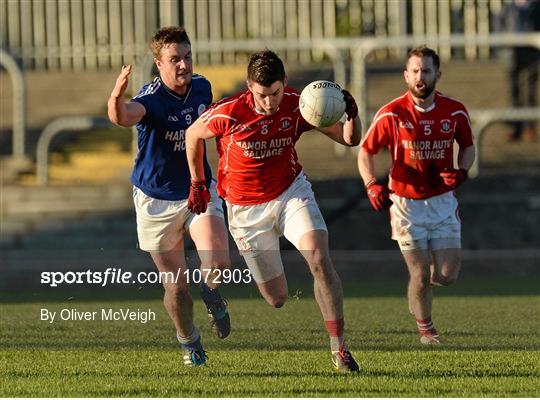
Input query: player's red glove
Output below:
<box><xmin>440</xmin><ymin>168</ymin><xmax>468</xmax><ymax>189</ymax></box>
<box><xmin>342</xmin><ymin>90</ymin><xmax>358</xmax><ymax>121</ymax></box>
<box><xmin>365</xmin><ymin>178</ymin><xmax>393</xmax><ymax>211</ymax></box>
<box><xmin>188</xmin><ymin>179</ymin><xmax>211</xmax><ymax>214</ymax></box>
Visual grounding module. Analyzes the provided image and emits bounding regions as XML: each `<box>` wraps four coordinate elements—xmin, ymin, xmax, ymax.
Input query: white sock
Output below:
<box><xmin>177</xmin><ymin>326</ymin><xmax>200</xmax><ymax>345</ymax></box>
<box><xmin>330</xmin><ymin>336</ymin><xmax>345</xmax><ymax>352</ymax></box>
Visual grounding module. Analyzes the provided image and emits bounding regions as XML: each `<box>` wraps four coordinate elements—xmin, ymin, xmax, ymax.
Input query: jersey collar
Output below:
<box><xmin>407</xmin><ymin>90</ymin><xmax>438</xmax><ymax>113</ymax></box>
<box><xmin>160</xmin><ymin>77</ymin><xmax>192</xmax><ymax>104</ymax></box>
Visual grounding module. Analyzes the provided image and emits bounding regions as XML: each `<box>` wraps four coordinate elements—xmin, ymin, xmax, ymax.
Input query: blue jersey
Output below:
<box><xmin>130</xmin><ymin>75</ymin><xmax>213</xmax><ymax>201</ymax></box>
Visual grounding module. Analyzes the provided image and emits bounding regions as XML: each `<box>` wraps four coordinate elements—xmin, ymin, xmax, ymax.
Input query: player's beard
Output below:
<box><xmin>409</xmin><ymin>80</ymin><xmax>436</xmax><ymax>99</ymax></box>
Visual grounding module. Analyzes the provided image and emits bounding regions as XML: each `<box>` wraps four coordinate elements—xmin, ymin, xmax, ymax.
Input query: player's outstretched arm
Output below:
<box><xmin>315</xmin><ymin>90</ymin><xmax>361</xmax><ymax>146</ymax></box>
<box><xmin>107</xmin><ymin>65</ymin><xmax>146</xmax><ymax>127</ymax></box>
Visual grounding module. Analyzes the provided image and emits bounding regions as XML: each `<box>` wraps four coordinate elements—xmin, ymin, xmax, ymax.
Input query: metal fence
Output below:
<box><xmin>1</xmin><ymin>0</ymin><xmax>513</xmax><ymax>70</ymax></box>
<box><xmin>4</xmin><ymin>32</ymin><xmax>537</xmax><ymax>181</ymax></box>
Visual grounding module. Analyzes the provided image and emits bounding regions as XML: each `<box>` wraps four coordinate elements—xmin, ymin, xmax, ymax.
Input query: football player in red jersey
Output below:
<box><xmin>186</xmin><ymin>50</ymin><xmax>362</xmax><ymax>372</ymax></box>
<box><xmin>358</xmin><ymin>46</ymin><xmax>476</xmax><ymax>345</ymax></box>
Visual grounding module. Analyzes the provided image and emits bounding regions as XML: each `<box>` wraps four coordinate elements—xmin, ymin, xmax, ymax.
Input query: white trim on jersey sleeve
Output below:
<box><xmin>360</xmin><ymin>112</ymin><xmax>398</xmax><ymax>147</ymax></box>
<box><xmin>224</xmin><ymin>129</ymin><xmax>235</xmax><ymax>175</ymax></box>
<box><xmin>438</xmin><ymin>93</ymin><xmax>472</xmax><ymax>127</ymax></box>
<box><xmin>361</xmin><ymin>92</ymin><xmax>406</xmax><ymax>137</ymax></box>
<box><xmin>133</xmin><ymin>78</ymin><xmax>160</xmax><ymax>99</ymax></box>
<box><xmin>204</xmin><ymin>114</ymin><xmax>238</xmax><ymax>123</ymax></box>
<box><xmin>373</xmin><ymin>93</ymin><xmax>407</xmax><ymax>117</ymax></box>
<box><xmin>293</xmin><ymin>116</ymin><xmax>302</xmax><ymax>138</ymax></box>
<box><xmin>451</xmin><ymin>110</ymin><xmax>472</xmax><ymax>127</ymax></box>
<box><xmin>201</xmin><ymin>98</ymin><xmax>240</xmax><ymax>123</ymax></box>
<box><xmin>392</xmin><ymin>118</ymin><xmax>400</xmax><ymax>159</ymax></box>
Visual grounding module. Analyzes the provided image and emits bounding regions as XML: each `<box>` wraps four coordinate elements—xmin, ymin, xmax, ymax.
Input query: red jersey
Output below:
<box><xmin>361</xmin><ymin>91</ymin><xmax>474</xmax><ymax>199</ymax></box>
<box><xmin>200</xmin><ymin>87</ymin><xmax>313</xmax><ymax>205</ymax></box>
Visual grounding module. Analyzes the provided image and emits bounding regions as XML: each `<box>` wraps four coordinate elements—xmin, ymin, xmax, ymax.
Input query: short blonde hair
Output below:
<box><xmin>149</xmin><ymin>26</ymin><xmax>191</xmax><ymax>59</ymax></box>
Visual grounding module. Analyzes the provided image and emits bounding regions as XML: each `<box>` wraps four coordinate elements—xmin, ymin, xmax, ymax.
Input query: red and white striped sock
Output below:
<box><xmin>325</xmin><ymin>318</ymin><xmax>345</xmax><ymax>352</ymax></box>
<box><xmin>416</xmin><ymin>317</ymin><xmax>438</xmax><ymax>336</ymax></box>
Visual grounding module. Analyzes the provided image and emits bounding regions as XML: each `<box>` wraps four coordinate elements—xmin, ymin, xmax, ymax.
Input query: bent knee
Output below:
<box><xmin>308</xmin><ymin>255</ymin><xmax>333</xmax><ymax>277</ymax></box>
<box><xmin>434</xmin><ymin>274</ymin><xmax>459</xmax><ymax>286</ymax></box>
<box><xmin>410</xmin><ymin>273</ymin><xmax>431</xmax><ymax>290</ymax></box>
<box><xmin>201</xmin><ymin>258</ymin><xmax>231</xmax><ymax>275</ymax></box>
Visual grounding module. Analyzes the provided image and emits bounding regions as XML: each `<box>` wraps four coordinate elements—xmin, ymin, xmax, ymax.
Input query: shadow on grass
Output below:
<box><xmin>3</xmin><ymin>335</ymin><xmax>539</xmax><ymax>352</ymax></box>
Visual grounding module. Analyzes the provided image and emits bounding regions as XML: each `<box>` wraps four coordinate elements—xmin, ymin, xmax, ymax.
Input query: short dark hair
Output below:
<box><xmin>247</xmin><ymin>50</ymin><xmax>286</xmax><ymax>87</ymax></box>
<box><xmin>406</xmin><ymin>45</ymin><xmax>440</xmax><ymax>70</ymax></box>
<box><xmin>150</xmin><ymin>26</ymin><xmax>191</xmax><ymax>59</ymax></box>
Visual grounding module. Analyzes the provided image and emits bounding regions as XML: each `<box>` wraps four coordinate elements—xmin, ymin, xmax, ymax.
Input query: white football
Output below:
<box><xmin>299</xmin><ymin>80</ymin><xmax>346</xmax><ymax>127</ymax></box>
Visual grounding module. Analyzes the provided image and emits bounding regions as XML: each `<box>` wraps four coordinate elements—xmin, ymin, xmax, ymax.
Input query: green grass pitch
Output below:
<box><xmin>1</xmin><ymin>278</ymin><xmax>539</xmax><ymax>397</ymax></box>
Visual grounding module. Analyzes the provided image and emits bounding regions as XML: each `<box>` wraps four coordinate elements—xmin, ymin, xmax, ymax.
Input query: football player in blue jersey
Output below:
<box><xmin>107</xmin><ymin>26</ymin><xmax>230</xmax><ymax>367</ymax></box>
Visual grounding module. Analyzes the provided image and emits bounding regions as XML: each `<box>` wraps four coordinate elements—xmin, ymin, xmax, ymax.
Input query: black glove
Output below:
<box><xmin>342</xmin><ymin>90</ymin><xmax>358</xmax><ymax>121</ymax></box>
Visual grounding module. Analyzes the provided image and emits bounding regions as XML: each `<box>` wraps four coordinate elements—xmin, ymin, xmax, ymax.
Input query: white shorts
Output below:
<box><xmin>389</xmin><ymin>191</ymin><xmax>461</xmax><ymax>252</ymax></box>
<box><xmin>133</xmin><ymin>182</ymin><xmax>224</xmax><ymax>252</ymax></box>
<box><xmin>227</xmin><ymin>172</ymin><xmax>327</xmax><ymax>283</ymax></box>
